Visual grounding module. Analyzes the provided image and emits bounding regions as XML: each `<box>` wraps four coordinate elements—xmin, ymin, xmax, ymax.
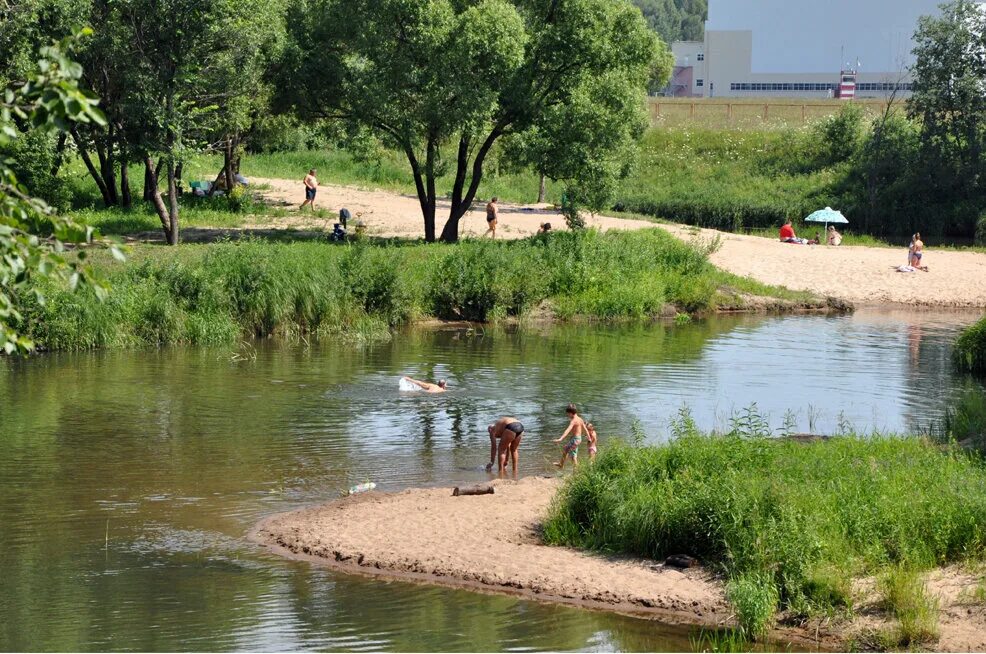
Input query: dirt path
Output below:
<box><xmin>252</xmin><ymin>477</ymin><xmax>732</xmax><ymax>627</ymax></box>
<box><xmin>250</xmin><ymin>177</ymin><xmax>986</xmax><ymax>308</ymax></box>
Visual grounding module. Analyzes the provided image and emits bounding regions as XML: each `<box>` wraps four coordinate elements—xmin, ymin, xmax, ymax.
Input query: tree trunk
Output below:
<box><xmin>224</xmin><ymin>136</ymin><xmax>235</xmax><ymax>192</ymax></box>
<box><xmin>538</xmin><ymin>172</ymin><xmax>547</xmax><ymax>203</ymax></box>
<box><xmin>143</xmin><ymin>158</ymin><xmax>154</xmax><ymax>202</ymax></box>
<box><xmin>72</xmin><ymin>127</ymin><xmax>113</xmax><ymax>206</ymax></box>
<box><xmin>423</xmin><ymin>137</ymin><xmax>438</xmax><ymax>242</ymax></box>
<box><xmin>95</xmin><ymin>129</ymin><xmax>119</xmax><ymax>206</ymax></box>
<box><xmin>51</xmin><ymin>133</ymin><xmax>68</xmax><ymax>177</ymax></box>
<box><xmin>166</xmin><ymin>156</ymin><xmax>179</xmax><ymax>245</ymax></box>
<box><xmin>440</xmin><ymin>125</ymin><xmax>506</xmax><ymax>243</ymax></box>
<box><xmin>144</xmin><ymin>154</ymin><xmax>173</xmax><ymax>243</ymax></box>
<box><xmin>403</xmin><ymin>144</ymin><xmax>434</xmax><ymax>241</ymax></box>
<box><xmin>120</xmin><ymin>154</ymin><xmax>132</xmax><ymax>208</ymax></box>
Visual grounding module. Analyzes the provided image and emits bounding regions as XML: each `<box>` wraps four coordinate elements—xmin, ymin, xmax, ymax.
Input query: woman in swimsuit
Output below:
<box><xmin>553</xmin><ymin>404</ymin><xmax>587</xmax><ymax>469</ymax></box>
<box><xmin>911</xmin><ymin>232</ymin><xmax>926</xmax><ymax>270</ymax></box>
<box><xmin>487</xmin><ymin>416</ymin><xmax>524</xmax><ymax>474</ymax></box>
<box><xmin>485</xmin><ymin>197</ymin><xmax>498</xmax><ymax>239</ymax></box>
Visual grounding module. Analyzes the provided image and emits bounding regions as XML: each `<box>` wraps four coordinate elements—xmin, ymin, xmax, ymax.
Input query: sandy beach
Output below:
<box><xmin>250</xmin><ymin>177</ymin><xmax>986</xmax><ymax>308</ymax></box>
<box><xmin>254</xmin><ymin>477</ymin><xmax>986</xmax><ymax>651</ymax></box>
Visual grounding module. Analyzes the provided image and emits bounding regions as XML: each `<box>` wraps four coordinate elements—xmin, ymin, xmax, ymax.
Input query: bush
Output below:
<box><xmin>544</xmin><ymin>431</ymin><xmax>986</xmax><ymax>635</ymax></box>
<box><xmin>955</xmin><ymin>315</ymin><xmax>986</xmax><ymax>374</ymax></box>
<box><xmin>878</xmin><ymin>565</ymin><xmax>940</xmax><ymax>647</ymax></box>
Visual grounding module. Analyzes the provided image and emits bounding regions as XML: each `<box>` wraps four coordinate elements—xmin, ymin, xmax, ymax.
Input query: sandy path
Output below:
<box><xmin>250</xmin><ymin>177</ymin><xmax>986</xmax><ymax>308</ymax></box>
<box><xmin>252</xmin><ymin>476</ymin><xmax>730</xmax><ymax>626</ymax></box>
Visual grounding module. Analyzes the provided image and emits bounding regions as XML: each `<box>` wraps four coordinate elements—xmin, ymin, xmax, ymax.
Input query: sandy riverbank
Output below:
<box><xmin>253</xmin><ymin>476</ymin><xmax>986</xmax><ymax>652</ymax></box>
<box><xmin>249</xmin><ymin>177</ymin><xmax>986</xmax><ymax>308</ymax></box>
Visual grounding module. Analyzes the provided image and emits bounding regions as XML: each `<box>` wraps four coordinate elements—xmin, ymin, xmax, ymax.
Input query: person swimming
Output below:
<box><xmin>401</xmin><ymin>376</ymin><xmax>447</xmax><ymax>393</ymax></box>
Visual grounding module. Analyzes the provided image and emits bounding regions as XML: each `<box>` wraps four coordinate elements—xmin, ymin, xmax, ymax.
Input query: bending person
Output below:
<box><xmin>402</xmin><ymin>376</ymin><xmax>447</xmax><ymax>393</ymax></box>
<box><xmin>486</xmin><ymin>417</ymin><xmax>525</xmax><ymax>474</ymax></box>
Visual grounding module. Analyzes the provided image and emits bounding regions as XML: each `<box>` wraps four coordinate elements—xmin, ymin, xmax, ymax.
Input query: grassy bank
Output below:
<box><xmin>16</xmin><ymin>229</ymin><xmax>815</xmax><ymax>351</ymax></box>
<box><xmin>544</xmin><ymin>425</ymin><xmax>986</xmax><ymax>643</ymax></box>
<box><xmin>955</xmin><ymin>315</ymin><xmax>986</xmax><ymax>375</ymax></box>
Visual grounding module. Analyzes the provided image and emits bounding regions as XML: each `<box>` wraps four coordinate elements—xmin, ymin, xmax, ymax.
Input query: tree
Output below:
<box><xmin>908</xmin><ymin>0</ymin><xmax>986</xmax><ymax>237</ymax></box>
<box><xmin>1</xmin><ymin>32</ymin><xmax>118</xmax><ymax>353</ymax></box>
<box><xmin>284</xmin><ymin>0</ymin><xmax>661</xmax><ymax>242</ymax></box>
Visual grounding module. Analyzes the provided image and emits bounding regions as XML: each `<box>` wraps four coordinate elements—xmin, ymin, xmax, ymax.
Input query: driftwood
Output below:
<box><xmin>665</xmin><ymin>554</ymin><xmax>699</xmax><ymax>569</ymax></box>
<box><xmin>452</xmin><ymin>483</ymin><xmax>495</xmax><ymax>497</ymax></box>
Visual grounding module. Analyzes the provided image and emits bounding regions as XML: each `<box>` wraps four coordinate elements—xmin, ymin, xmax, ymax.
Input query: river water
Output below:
<box><xmin>1</xmin><ymin>309</ymin><xmax>983</xmax><ymax>651</ymax></box>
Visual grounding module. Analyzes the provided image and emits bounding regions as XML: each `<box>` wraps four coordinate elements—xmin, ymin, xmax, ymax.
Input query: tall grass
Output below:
<box><xmin>15</xmin><ymin>229</ymin><xmax>805</xmax><ymax>351</ymax></box>
<box><xmin>955</xmin><ymin>315</ymin><xmax>986</xmax><ymax>374</ymax></box>
<box><xmin>543</xmin><ymin>422</ymin><xmax>986</xmax><ymax>637</ymax></box>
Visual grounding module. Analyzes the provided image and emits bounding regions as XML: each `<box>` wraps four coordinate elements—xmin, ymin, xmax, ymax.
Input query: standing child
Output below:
<box><xmin>553</xmin><ymin>404</ymin><xmax>586</xmax><ymax>469</ymax></box>
<box><xmin>586</xmin><ymin>423</ymin><xmax>598</xmax><ymax>462</ymax></box>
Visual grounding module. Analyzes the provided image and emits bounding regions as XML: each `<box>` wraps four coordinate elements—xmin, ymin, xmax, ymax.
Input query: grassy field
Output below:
<box><xmin>544</xmin><ymin>419</ymin><xmax>986</xmax><ymax>644</ymax></box>
<box><xmin>647</xmin><ymin>97</ymin><xmax>889</xmax><ymax>130</ymax></box>
<box><xmin>17</xmin><ymin>229</ymin><xmax>816</xmax><ymax>351</ymax></box>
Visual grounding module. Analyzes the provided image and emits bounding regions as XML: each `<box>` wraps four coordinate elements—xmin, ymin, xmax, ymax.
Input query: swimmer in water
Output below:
<box><xmin>402</xmin><ymin>376</ymin><xmax>447</xmax><ymax>393</ymax></box>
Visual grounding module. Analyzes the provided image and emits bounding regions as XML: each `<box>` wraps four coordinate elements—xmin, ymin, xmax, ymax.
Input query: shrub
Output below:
<box><xmin>955</xmin><ymin>315</ymin><xmax>986</xmax><ymax>374</ymax></box>
<box><xmin>727</xmin><ymin>574</ymin><xmax>779</xmax><ymax>639</ymax></box>
<box><xmin>878</xmin><ymin>565</ymin><xmax>940</xmax><ymax>647</ymax></box>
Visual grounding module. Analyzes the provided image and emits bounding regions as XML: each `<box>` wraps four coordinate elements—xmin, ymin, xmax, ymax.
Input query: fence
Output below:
<box><xmin>648</xmin><ymin>99</ymin><xmax>889</xmax><ymax>128</ymax></box>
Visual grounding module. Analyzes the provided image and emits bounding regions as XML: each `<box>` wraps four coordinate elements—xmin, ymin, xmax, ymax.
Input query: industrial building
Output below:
<box><xmin>668</xmin><ymin>0</ymin><xmax>953</xmax><ymax>99</ymax></box>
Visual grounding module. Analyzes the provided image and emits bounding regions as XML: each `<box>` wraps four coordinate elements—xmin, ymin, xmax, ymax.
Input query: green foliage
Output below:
<box><xmin>544</xmin><ymin>433</ymin><xmax>986</xmax><ymax>635</ymax></box>
<box><xmin>630</xmin><ymin>0</ymin><xmax>707</xmax><ymax>43</ymax></box>
<box><xmin>955</xmin><ymin>315</ymin><xmax>986</xmax><ymax>374</ymax></box>
<box><xmin>1</xmin><ymin>31</ymin><xmax>116</xmax><ymax>353</ymax></box>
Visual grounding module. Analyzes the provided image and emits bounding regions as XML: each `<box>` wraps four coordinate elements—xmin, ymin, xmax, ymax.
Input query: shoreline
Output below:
<box><xmin>250</xmin><ymin>477</ymin><xmax>837</xmax><ymax>650</ymax></box>
<box><xmin>252</xmin><ymin>477</ymin><xmax>986</xmax><ymax>652</ymax></box>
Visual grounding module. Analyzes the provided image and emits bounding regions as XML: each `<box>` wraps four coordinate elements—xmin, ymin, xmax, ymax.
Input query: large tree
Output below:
<box><xmin>283</xmin><ymin>0</ymin><xmax>660</xmax><ymax>242</ymax></box>
<box><xmin>908</xmin><ymin>0</ymin><xmax>986</xmax><ymax>237</ymax></box>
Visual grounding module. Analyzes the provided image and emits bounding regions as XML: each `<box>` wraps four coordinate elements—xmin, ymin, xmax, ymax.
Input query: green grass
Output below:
<box><xmin>955</xmin><ymin>315</ymin><xmax>986</xmax><ymax>375</ymax></box>
<box><xmin>16</xmin><ymin>228</ymin><xmax>812</xmax><ymax>351</ymax></box>
<box><xmin>876</xmin><ymin>565</ymin><xmax>940</xmax><ymax>648</ymax></box>
<box><xmin>543</xmin><ymin>420</ymin><xmax>986</xmax><ymax>638</ymax></box>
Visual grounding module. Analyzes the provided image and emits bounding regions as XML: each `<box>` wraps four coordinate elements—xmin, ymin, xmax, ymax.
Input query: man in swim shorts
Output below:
<box><xmin>402</xmin><ymin>376</ymin><xmax>447</xmax><ymax>393</ymax></box>
<box><xmin>301</xmin><ymin>169</ymin><xmax>318</xmax><ymax>211</ymax></box>
<box><xmin>486</xmin><ymin>416</ymin><xmax>524</xmax><ymax>474</ymax></box>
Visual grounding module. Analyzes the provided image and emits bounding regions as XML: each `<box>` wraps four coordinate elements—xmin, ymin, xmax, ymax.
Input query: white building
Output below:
<box><xmin>669</xmin><ymin>0</ymin><xmax>954</xmax><ymax>99</ymax></box>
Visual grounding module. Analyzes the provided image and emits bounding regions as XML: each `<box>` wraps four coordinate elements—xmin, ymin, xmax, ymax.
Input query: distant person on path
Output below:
<box><xmin>553</xmin><ymin>404</ymin><xmax>587</xmax><ymax>469</ymax></box>
<box><xmin>538</xmin><ymin>222</ymin><xmax>552</xmax><ymax>234</ymax></box>
<box><xmin>779</xmin><ymin>219</ymin><xmax>808</xmax><ymax>245</ymax></box>
<box><xmin>827</xmin><ymin>226</ymin><xmax>843</xmax><ymax>246</ymax></box>
<box><xmin>586</xmin><ymin>423</ymin><xmax>598</xmax><ymax>462</ymax></box>
<box><xmin>402</xmin><ymin>376</ymin><xmax>447</xmax><ymax>393</ymax></box>
<box><xmin>486</xmin><ymin>416</ymin><xmax>525</xmax><ymax>474</ymax></box>
<box><xmin>485</xmin><ymin>197</ymin><xmax>499</xmax><ymax>238</ymax></box>
<box><xmin>300</xmin><ymin>169</ymin><xmax>318</xmax><ymax>211</ymax></box>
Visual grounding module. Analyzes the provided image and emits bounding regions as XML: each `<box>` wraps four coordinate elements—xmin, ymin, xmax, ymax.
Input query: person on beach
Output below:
<box><xmin>827</xmin><ymin>225</ymin><xmax>843</xmax><ymax>246</ymax></box>
<box><xmin>485</xmin><ymin>197</ymin><xmax>499</xmax><ymax>238</ymax></box>
<box><xmin>300</xmin><ymin>169</ymin><xmax>318</xmax><ymax>211</ymax></box>
<box><xmin>538</xmin><ymin>222</ymin><xmax>552</xmax><ymax>234</ymax></box>
<box><xmin>486</xmin><ymin>416</ymin><xmax>525</xmax><ymax>474</ymax></box>
<box><xmin>779</xmin><ymin>219</ymin><xmax>808</xmax><ymax>245</ymax></box>
<box><xmin>586</xmin><ymin>423</ymin><xmax>598</xmax><ymax>462</ymax></box>
<box><xmin>910</xmin><ymin>232</ymin><xmax>927</xmax><ymax>270</ymax></box>
<box><xmin>402</xmin><ymin>376</ymin><xmax>447</xmax><ymax>393</ymax></box>
<box><xmin>553</xmin><ymin>404</ymin><xmax>587</xmax><ymax>469</ymax></box>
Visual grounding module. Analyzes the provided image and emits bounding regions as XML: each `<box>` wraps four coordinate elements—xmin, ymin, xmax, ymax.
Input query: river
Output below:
<box><xmin>1</xmin><ymin>308</ymin><xmax>982</xmax><ymax>651</ymax></box>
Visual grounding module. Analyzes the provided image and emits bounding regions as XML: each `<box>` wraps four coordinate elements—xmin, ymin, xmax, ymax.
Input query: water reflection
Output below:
<box><xmin>0</xmin><ymin>309</ymin><xmax>982</xmax><ymax>651</ymax></box>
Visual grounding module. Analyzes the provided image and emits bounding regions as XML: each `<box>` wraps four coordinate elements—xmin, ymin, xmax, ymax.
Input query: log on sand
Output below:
<box><xmin>452</xmin><ymin>483</ymin><xmax>495</xmax><ymax>497</ymax></box>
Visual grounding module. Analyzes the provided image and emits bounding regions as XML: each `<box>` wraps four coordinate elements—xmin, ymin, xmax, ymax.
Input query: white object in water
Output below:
<box><xmin>399</xmin><ymin>377</ymin><xmax>419</xmax><ymax>392</ymax></box>
<box><xmin>347</xmin><ymin>482</ymin><xmax>377</xmax><ymax>495</ymax></box>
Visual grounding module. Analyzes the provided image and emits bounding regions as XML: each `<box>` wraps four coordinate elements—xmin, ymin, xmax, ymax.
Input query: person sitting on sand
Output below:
<box><xmin>485</xmin><ymin>197</ymin><xmax>499</xmax><ymax>239</ymax></box>
<box><xmin>402</xmin><ymin>376</ymin><xmax>447</xmax><ymax>393</ymax></box>
<box><xmin>486</xmin><ymin>417</ymin><xmax>525</xmax><ymax>474</ymax></box>
<box><xmin>827</xmin><ymin>226</ymin><xmax>843</xmax><ymax>246</ymax></box>
<box><xmin>553</xmin><ymin>404</ymin><xmax>587</xmax><ymax>470</ymax></box>
<box><xmin>586</xmin><ymin>423</ymin><xmax>598</xmax><ymax>463</ymax></box>
<box><xmin>910</xmin><ymin>232</ymin><xmax>927</xmax><ymax>270</ymax></box>
<box><xmin>300</xmin><ymin>169</ymin><xmax>318</xmax><ymax>211</ymax></box>
<box><xmin>779</xmin><ymin>219</ymin><xmax>809</xmax><ymax>245</ymax></box>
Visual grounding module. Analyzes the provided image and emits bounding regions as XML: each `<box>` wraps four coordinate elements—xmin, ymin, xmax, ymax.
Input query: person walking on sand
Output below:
<box><xmin>486</xmin><ymin>416</ymin><xmax>525</xmax><ymax>474</ymax></box>
<box><xmin>300</xmin><ymin>169</ymin><xmax>318</xmax><ymax>211</ymax></box>
<box><xmin>485</xmin><ymin>197</ymin><xmax>499</xmax><ymax>238</ymax></box>
<box><xmin>402</xmin><ymin>376</ymin><xmax>447</xmax><ymax>393</ymax></box>
<box><xmin>554</xmin><ymin>404</ymin><xmax>587</xmax><ymax>470</ymax></box>
<box><xmin>586</xmin><ymin>423</ymin><xmax>599</xmax><ymax>462</ymax></box>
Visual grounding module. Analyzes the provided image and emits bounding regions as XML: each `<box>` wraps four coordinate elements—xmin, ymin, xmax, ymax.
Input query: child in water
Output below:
<box><xmin>586</xmin><ymin>423</ymin><xmax>598</xmax><ymax>462</ymax></box>
<box><xmin>553</xmin><ymin>404</ymin><xmax>586</xmax><ymax>469</ymax></box>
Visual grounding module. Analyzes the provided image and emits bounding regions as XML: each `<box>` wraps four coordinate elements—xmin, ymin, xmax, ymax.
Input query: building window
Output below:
<box><xmin>697</xmin><ymin>53</ymin><xmax>705</xmax><ymax>61</ymax></box>
<box><xmin>696</xmin><ymin>79</ymin><xmax>704</xmax><ymax>87</ymax></box>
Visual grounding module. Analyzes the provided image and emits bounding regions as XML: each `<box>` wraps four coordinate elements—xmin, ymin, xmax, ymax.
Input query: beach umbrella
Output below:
<box><xmin>805</xmin><ymin>207</ymin><xmax>849</xmax><ymax>235</ymax></box>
